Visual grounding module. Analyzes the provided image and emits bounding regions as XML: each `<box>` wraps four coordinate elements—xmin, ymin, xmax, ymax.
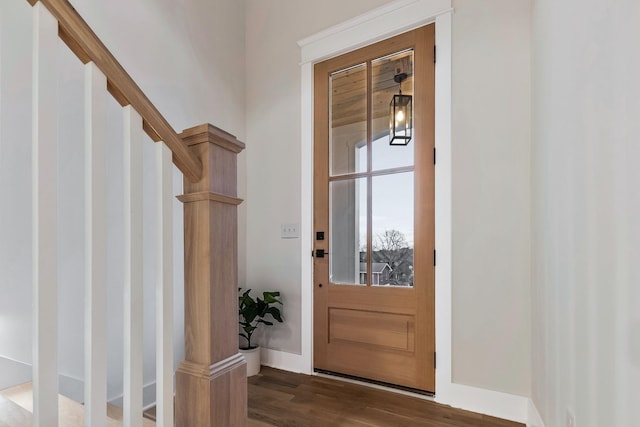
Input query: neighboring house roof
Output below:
<box><xmin>359</xmin><ymin>262</ymin><xmax>392</xmax><ymax>274</ymax></box>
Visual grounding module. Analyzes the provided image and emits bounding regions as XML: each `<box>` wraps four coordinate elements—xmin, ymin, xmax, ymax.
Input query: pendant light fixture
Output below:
<box><xmin>389</xmin><ymin>71</ymin><xmax>412</xmax><ymax>146</ymax></box>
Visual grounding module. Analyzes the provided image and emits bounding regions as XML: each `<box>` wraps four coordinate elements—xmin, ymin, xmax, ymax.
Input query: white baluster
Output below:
<box><xmin>123</xmin><ymin>106</ymin><xmax>143</xmax><ymax>427</ymax></box>
<box><xmin>84</xmin><ymin>62</ymin><xmax>107</xmax><ymax>427</ymax></box>
<box><xmin>32</xmin><ymin>3</ymin><xmax>59</xmax><ymax>426</ymax></box>
<box><xmin>156</xmin><ymin>142</ymin><xmax>174</xmax><ymax>427</ymax></box>
<box><xmin>0</xmin><ymin>18</ymin><xmax>2</xmax><ymax>169</ymax></box>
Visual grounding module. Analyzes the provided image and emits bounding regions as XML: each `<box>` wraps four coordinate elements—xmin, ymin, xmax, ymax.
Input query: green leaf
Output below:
<box><xmin>239</xmin><ymin>288</ymin><xmax>285</xmax><ymax>348</ymax></box>
<box><xmin>265</xmin><ymin>307</ymin><xmax>283</xmax><ymax>322</ymax></box>
<box><xmin>262</xmin><ymin>292</ymin><xmax>281</xmax><ymax>304</ymax></box>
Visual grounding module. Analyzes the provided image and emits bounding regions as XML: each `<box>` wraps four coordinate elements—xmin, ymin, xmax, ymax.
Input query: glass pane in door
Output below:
<box><xmin>329</xmin><ymin>178</ymin><xmax>367</xmax><ymax>285</ymax></box>
<box><xmin>371</xmin><ymin>172</ymin><xmax>414</xmax><ymax>287</ymax></box>
<box><xmin>371</xmin><ymin>50</ymin><xmax>414</xmax><ymax>171</ymax></box>
<box><xmin>330</xmin><ymin>64</ymin><xmax>368</xmax><ymax>176</ymax></box>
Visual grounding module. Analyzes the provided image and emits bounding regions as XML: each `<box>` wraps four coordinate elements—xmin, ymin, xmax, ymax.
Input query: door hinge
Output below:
<box><xmin>433</xmin><ymin>249</ymin><xmax>436</xmax><ymax>266</ymax></box>
<box><xmin>434</xmin><ymin>352</ymin><xmax>437</xmax><ymax>369</ymax></box>
<box><xmin>433</xmin><ymin>147</ymin><xmax>436</xmax><ymax>165</ymax></box>
<box><xmin>434</xmin><ymin>45</ymin><xmax>437</xmax><ymax>63</ymax></box>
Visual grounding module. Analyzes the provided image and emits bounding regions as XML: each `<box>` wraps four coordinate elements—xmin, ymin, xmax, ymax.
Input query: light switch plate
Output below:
<box><xmin>566</xmin><ymin>409</ymin><xmax>575</xmax><ymax>427</ymax></box>
<box><xmin>281</xmin><ymin>223</ymin><xmax>299</xmax><ymax>239</ymax></box>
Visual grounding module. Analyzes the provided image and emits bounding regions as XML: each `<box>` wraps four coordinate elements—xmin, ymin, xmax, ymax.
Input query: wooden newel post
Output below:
<box><xmin>175</xmin><ymin>124</ymin><xmax>247</xmax><ymax>426</ymax></box>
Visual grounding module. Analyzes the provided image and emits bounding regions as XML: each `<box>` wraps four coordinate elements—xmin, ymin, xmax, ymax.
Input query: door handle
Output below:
<box><xmin>312</xmin><ymin>249</ymin><xmax>328</xmax><ymax>258</ymax></box>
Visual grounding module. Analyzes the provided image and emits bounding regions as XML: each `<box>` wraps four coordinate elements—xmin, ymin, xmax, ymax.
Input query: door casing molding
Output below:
<box><xmin>297</xmin><ymin>0</ymin><xmax>531</xmax><ymax>424</ymax></box>
<box><xmin>298</xmin><ymin>0</ymin><xmax>451</xmax><ymax>385</ymax></box>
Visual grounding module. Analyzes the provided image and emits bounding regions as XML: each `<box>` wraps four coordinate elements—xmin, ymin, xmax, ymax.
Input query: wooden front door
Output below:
<box><xmin>313</xmin><ymin>25</ymin><xmax>435</xmax><ymax>392</ymax></box>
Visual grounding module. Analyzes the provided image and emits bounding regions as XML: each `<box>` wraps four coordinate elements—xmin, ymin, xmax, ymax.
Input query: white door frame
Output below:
<box><xmin>297</xmin><ymin>0</ymin><xmax>529</xmax><ymax>423</ymax></box>
<box><xmin>298</xmin><ymin>0</ymin><xmax>452</xmax><ymax>391</ymax></box>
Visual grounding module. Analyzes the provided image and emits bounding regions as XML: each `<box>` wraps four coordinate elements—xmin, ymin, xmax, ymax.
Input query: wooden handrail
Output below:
<box><xmin>26</xmin><ymin>0</ymin><xmax>203</xmax><ymax>182</ymax></box>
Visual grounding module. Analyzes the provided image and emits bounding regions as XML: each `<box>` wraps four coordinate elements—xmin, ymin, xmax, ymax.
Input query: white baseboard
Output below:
<box><xmin>436</xmin><ymin>382</ymin><xmax>529</xmax><ymax>424</ymax></box>
<box><xmin>527</xmin><ymin>398</ymin><xmax>546</xmax><ymax>427</ymax></box>
<box><xmin>59</xmin><ymin>373</ymin><xmax>84</xmax><ymax>403</ymax></box>
<box><xmin>108</xmin><ymin>381</ymin><xmax>157</xmax><ymax>410</ymax></box>
<box><xmin>0</xmin><ymin>356</ymin><xmax>31</xmax><ymax>391</ymax></box>
<box><xmin>0</xmin><ymin>356</ymin><xmax>84</xmax><ymax>403</ymax></box>
<box><xmin>260</xmin><ymin>348</ymin><xmax>306</xmax><ymax>373</ymax></box>
<box><xmin>0</xmin><ymin>355</ymin><xmax>156</xmax><ymax>409</ymax></box>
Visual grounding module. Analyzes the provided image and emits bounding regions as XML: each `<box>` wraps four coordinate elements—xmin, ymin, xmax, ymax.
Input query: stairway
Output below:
<box><xmin>0</xmin><ymin>383</ymin><xmax>155</xmax><ymax>427</ymax></box>
<box><xmin>0</xmin><ymin>395</ymin><xmax>32</xmax><ymax>427</ymax></box>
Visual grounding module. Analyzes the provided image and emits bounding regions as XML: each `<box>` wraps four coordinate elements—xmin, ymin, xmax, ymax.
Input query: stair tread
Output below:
<box><xmin>0</xmin><ymin>395</ymin><xmax>32</xmax><ymax>427</ymax></box>
<box><xmin>0</xmin><ymin>383</ymin><xmax>155</xmax><ymax>427</ymax></box>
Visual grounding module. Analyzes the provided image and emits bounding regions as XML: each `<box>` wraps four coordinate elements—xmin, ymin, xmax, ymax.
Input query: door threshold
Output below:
<box><xmin>313</xmin><ymin>369</ymin><xmax>435</xmax><ymax>400</ymax></box>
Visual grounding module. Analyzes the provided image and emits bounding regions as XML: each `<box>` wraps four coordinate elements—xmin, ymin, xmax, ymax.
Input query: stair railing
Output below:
<box><xmin>25</xmin><ymin>0</ymin><xmax>247</xmax><ymax>425</ymax></box>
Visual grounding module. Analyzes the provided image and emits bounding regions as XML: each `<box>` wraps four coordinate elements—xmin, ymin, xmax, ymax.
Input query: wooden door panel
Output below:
<box><xmin>314</xmin><ymin>24</ymin><xmax>435</xmax><ymax>393</ymax></box>
<box><xmin>329</xmin><ymin>308</ymin><xmax>415</xmax><ymax>352</ymax></box>
<box><xmin>327</xmin><ymin>286</ymin><xmax>417</xmax><ymax>313</ymax></box>
<box><xmin>319</xmin><ymin>341</ymin><xmax>421</xmax><ymax>388</ymax></box>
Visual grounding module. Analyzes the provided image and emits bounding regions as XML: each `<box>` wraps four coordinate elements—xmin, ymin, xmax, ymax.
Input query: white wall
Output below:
<box><xmin>244</xmin><ymin>0</ymin><xmax>391</xmax><ymax>354</ymax></box>
<box><xmin>244</xmin><ymin>0</ymin><xmax>532</xmax><ymax>398</ymax></box>
<box><xmin>531</xmin><ymin>0</ymin><xmax>640</xmax><ymax>425</ymax></box>
<box><xmin>451</xmin><ymin>0</ymin><xmax>531</xmax><ymax>397</ymax></box>
<box><xmin>0</xmin><ymin>0</ymin><xmax>245</xmax><ymax>405</ymax></box>
<box><xmin>0</xmin><ymin>0</ymin><xmax>33</xmax><ymax>376</ymax></box>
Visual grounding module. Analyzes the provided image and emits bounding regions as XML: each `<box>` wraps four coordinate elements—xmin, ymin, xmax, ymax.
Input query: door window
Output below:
<box><xmin>328</xmin><ymin>50</ymin><xmax>415</xmax><ymax>288</ymax></box>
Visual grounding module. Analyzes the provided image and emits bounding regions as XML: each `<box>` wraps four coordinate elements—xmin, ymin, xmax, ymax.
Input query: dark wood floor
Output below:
<box><xmin>248</xmin><ymin>367</ymin><xmax>524</xmax><ymax>427</ymax></box>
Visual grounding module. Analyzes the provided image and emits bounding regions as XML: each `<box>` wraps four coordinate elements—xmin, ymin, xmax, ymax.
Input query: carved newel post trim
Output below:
<box><xmin>175</xmin><ymin>124</ymin><xmax>247</xmax><ymax>426</ymax></box>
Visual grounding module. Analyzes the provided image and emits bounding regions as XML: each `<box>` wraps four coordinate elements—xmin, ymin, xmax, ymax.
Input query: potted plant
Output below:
<box><xmin>238</xmin><ymin>288</ymin><xmax>283</xmax><ymax>376</ymax></box>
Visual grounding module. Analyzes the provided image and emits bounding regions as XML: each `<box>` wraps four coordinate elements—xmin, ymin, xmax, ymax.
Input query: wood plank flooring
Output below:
<box><xmin>248</xmin><ymin>367</ymin><xmax>524</xmax><ymax>427</ymax></box>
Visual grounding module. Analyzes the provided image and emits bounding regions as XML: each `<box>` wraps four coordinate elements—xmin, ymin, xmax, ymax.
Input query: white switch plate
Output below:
<box><xmin>566</xmin><ymin>409</ymin><xmax>575</xmax><ymax>427</ymax></box>
<box><xmin>281</xmin><ymin>223</ymin><xmax>299</xmax><ymax>239</ymax></box>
